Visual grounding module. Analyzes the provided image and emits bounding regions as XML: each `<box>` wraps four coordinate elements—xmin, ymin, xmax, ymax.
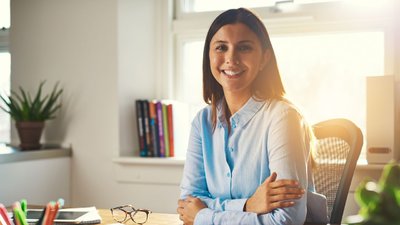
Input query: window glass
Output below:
<box><xmin>272</xmin><ymin>31</ymin><xmax>384</xmax><ymax>134</ymax></box>
<box><xmin>178</xmin><ymin>31</ymin><xmax>385</xmax><ymax>158</ymax></box>
<box><xmin>0</xmin><ymin>52</ymin><xmax>11</xmax><ymax>143</ymax></box>
<box><xmin>0</xmin><ymin>0</ymin><xmax>10</xmax><ymax>29</ymax></box>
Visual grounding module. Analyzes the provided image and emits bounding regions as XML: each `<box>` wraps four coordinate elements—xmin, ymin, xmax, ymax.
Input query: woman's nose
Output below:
<box><xmin>225</xmin><ymin>50</ymin><xmax>239</xmax><ymax>65</ymax></box>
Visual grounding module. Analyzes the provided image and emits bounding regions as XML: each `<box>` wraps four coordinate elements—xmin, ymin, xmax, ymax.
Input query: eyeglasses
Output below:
<box><xmin>110</xmin><ymin>205</ymin><xmax>152</xmax><ymax>225</ymax></box>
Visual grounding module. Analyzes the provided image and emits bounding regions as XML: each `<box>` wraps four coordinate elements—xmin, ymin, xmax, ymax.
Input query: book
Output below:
<box><xmin>142</xmin><ymin>100</ymin><xmax>154</xmax><ymax>157</ymax></box>
<box><xmin>135</xmin><ymin>100</ymin><xmax>147</xmax><ymax>157</ymax></box>
<box><xmin>149</xmin><ymin>101</ymin><xmax>160</xmax><ymax>157</ymax></box>
<box><xmin>162</xmin><ymin>104</ymin><xmax>170</xmax><ymax>157</ymax></box>
<box><xmin>156</xmin><ymin>101</ymin><xmax>165</xmax><ymax>157</ymax></box>
<box><xmin>167</xmin><ymin>104</ymin><xmax>174</xmax><ymax>157</ymax></box>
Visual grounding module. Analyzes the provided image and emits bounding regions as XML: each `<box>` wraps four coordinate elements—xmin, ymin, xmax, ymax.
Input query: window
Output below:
<box><xmin>272</xmin><ymin>32</ymin><xmax>384</xmax><ymax>132</ymax></box>
<box><xmin>171</xmin><ymin>0</ymin><xmax>393</xmax><ymax>159</ymax></box>
<box><xmin>0</xmin><ymin>53</ymin><xmax>10</xmax><ymax>142</ymax></box>
<box><xmin>0</xmin><ymin>0</ymin><xmax>10</xmax><ymax>29</ymax></box>
<box><xmin>0</xmin><ymin>0</ymin><xmax>10</xmax><ymax>143</ymax></box>
<box><xmin>181</xmin><ymin>0</ymin><xmax>345</xmax><ymax>13</ymax></box>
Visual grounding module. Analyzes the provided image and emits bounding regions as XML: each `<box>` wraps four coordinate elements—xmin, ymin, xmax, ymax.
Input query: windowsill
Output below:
<box><xmin>111</xmin><ymin>156</ymin><xmax>386</xmax><ymax>185</ymax></box>
<box><xmin>113</xmin><ymin>156</ymin><xmax>185</xmax><ymax>166</ymax></box>
<box><xmin>113</xmin><ymin>156</ymin><xmax>385</xmax><ymax>169</ymax></box>
<box><xmin>112</xmin><ymin>156</ymin><xmax>185</xmax><ymax>185</ymax></box>
<box><xmin>0</xmin><ymin>143</ymin><xmax>72</xmax><ymax>164</ymax></box>
<box><xmin>355</xmin><ymin>159</ymin><xmax>386</xmax><ymax>170</ymax></box>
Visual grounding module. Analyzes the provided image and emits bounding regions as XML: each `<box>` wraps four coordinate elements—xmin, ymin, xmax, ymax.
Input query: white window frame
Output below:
<box><xmin>0</xmin><ymin>25</ymin><xmax>10</xmax><ymax>143</ymax></box>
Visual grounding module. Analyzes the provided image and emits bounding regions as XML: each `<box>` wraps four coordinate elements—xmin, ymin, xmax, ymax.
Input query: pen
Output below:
<box><xmin>46</xmin><ymin>202</ymin><xmax>57</xmax><ymax>225</ymax></box>
<box><xmin>43</xmin><ymin>202</ymin><xmax>53</xmax><ymax>225</ymax></box>
<box><xmin>12</xmin><ymin>202</ymin><xmax>21</xmax><ymax>225</ymax></box>
<box><xmin>36</xmin><ymin>205</ymin><xmax>47</xmax><ymax>225</ymax></box>
<box><xmin>13</xmin><ymin>202</ymin><xmax>29</xmax><ymax>225</ymax></box>
<box><xmin>0</xmin><ymin>204</ymin><xmax>12</xmax><ymax>225</ymax></box>
<box><xmin>20</xmin><ymin>199</ymin><xmax>27</xmax><ymax>217</ymax></box>
<box><xmin>0</xmin><ymin>213</ymin><xmax>7</xmax><ymax>225</ymax></box>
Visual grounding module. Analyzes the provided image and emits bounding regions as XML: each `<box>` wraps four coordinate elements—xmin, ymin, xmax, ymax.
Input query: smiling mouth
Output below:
<box><xmin>222</xmin><ymin>69</ymin><xmax>244</xmax><ymax>77</ymax></box>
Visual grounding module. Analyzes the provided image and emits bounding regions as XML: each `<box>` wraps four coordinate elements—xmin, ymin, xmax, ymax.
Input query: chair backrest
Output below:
<box><xmin>312</xmin><ymin>118</ymin><xmax>363</xmax><ymax>224</ymax></box>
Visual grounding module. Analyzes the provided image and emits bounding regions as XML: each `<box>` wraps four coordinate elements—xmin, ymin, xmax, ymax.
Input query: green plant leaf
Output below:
<box><xmin>0</xmin><ymin>81</ymin><xmax>63</xmax><ymax>121</ymax></box>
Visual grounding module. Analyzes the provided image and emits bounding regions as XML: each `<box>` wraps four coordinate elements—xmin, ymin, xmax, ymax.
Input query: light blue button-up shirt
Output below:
<box><xmin>180</xmin><ymin>97</ymin><xmax>328</xmax><ymax>225</ymax></box>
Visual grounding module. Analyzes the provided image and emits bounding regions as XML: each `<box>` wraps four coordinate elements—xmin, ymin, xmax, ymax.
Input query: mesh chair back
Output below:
<box><xmin>312</xmin><ymin>119</ymin><xmax>363</xmax><ymax>224</ymax></box>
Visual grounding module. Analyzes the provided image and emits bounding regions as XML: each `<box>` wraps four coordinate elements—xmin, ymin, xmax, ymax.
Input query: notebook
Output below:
<box><xmin>26</xmin><ymin>206</ymin><xmax>102</xmax><ymax>224</ymax></box>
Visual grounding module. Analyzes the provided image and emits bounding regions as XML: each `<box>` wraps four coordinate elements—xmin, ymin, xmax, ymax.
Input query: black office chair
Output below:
<box><xmin>311</xmin><ymin>118</ymin><xmax>363</xmax><ymax>224</ymax></box>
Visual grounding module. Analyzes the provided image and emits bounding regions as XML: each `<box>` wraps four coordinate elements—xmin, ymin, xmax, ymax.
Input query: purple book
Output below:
<box><xmin>156</xmin><ymin>101</ymin><xmax>165</xmax><ymax>157</ymax></box>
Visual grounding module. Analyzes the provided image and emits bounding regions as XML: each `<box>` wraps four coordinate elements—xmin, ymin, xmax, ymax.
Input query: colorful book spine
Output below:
<box><xmin>149</xmin><ymin>101</ymin><xmax>160</xmax><ymax>157</ymax></box>
<box><xmin>135</xmin><ymin>100</ymin><xmax>147</xmax><ymax>157</ymax></box>
<box><xmin>167</xmin><ymin>104</ymin><xmax>174</xmax><ymax>157</ymax></box>
<box><xmin>156</xmin><ymin>101</ymin><xmax>165</xmax><ymax>157</ymax></box>
<box><xmin>142</xmin><ymin>100</ymin><xmax>153</xmax><ymax>157</ymax></box>
<box><xmin>162</xmin><ymin>104</ymin><xmax>170</xmax><ymax>157</ymax></box>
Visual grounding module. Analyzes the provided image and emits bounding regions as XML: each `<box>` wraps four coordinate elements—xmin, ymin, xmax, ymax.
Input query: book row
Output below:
<box><xmin>136</xmin><ymin>100</ymin><xmax>174</xmax><ymax>157</ymax></box>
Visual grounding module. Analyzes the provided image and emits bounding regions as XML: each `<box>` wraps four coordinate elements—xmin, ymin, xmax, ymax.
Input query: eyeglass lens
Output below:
<box><xmin>132</xmin><ymin>211</ymin><xmax>148</xmax><ymax>224</ymax></box>
<box><xmin>112</xmin><ymin>208</ymin><xmax>128</xmax><ymax>223</ymax></box>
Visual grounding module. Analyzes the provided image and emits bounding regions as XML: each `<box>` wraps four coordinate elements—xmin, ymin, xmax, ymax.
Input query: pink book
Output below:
<box><xmin>156</xmin><ymin>101</ymin><xmax>165</xmax><ymax>157</ymax></box>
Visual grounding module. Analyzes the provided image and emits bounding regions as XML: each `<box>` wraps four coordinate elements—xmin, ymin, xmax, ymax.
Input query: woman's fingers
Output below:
<box><xmin>268</xmin><ymin>201</ymin><xmax>296</xmax><ymax>211</ymax></box>
<box><xmin>268</xmin><ymin>193</ymin><xmax>303</xmax><ymax>202</ymax></box>
<box><xmin>262</xmin><ymin>172</ymin><xmax>277</xmax><ymax>185</ymax></box>
<box><xmin>268</xmin><ymin>179</ymin><xmax>300</xmax><ymax>188</ymax></box>
<box><xmin>268</xmin><ymin>186</ymin><xmax>305</xmax><ymax>195</ymax></box>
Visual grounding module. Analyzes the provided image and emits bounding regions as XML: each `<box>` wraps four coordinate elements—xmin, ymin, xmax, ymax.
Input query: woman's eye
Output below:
<box><xmin>238</xmin><ymin>45</ymin><xmax>252</xmax><ymax>51</ymax></box>
<box><xmin>215</xmin><ymin>45</ymin><xmax>228</xmax><ymax>52</ymax></box>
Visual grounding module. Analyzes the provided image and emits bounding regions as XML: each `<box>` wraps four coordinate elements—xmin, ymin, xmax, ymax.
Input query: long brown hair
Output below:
<box><xmin>202</xmin><ymin>8</ymin><xmax>285</xmax><ymax>129</ymax></box>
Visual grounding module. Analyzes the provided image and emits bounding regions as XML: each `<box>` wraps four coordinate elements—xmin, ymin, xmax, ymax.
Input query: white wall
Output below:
<box><xmin>0</xmin><ymin>158</ymin><xmax>71</xmax><ymax>206</ymax></box>
<box><xmin>10</xmin><ymin>0</ymin><xmax>181</xmax><ymax>213</ymax></box>
<box><xmin>11</xmin><ymin>0</ymin><xmax>118</xmax><ymax>207</ymax></box>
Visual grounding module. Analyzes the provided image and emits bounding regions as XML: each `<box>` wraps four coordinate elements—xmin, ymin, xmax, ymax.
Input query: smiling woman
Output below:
<box><xmin>177</xmin><ymin>8</ymin><xmax>328</xmax><ymax>225</ymax></box>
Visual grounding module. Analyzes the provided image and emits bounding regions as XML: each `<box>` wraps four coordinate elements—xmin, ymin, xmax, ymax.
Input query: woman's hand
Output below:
<box><xmin>244</xmin><ymin>172</ymin><xmax>305</xmax><ymax>214</ymax></box>
<box><xmin>177</xmin><ymin>196</ymin><xmax>207</xmax><ymax>225</ymax></box>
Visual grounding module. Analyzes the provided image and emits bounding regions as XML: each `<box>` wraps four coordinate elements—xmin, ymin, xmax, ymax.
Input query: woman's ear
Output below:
<box><xmin>260</xmin><ymin>49</ymin><xmax>272</xmax><ymax>71</ymax></box>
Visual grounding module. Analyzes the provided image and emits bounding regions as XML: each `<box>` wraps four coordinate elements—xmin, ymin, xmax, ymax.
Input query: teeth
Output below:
<box><xmin>224</xmin><ymin>70</ymin><xmax>242</xmax><ymax>76</ymax></box>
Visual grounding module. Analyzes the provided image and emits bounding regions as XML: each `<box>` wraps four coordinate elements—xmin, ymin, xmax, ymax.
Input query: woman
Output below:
<box><xmin>177</xmin><ymin>8</ymin><xmax>327</xmax><ymax>225</ymax></box>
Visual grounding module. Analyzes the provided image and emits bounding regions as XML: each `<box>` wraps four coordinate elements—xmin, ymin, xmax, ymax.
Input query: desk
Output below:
<box><xmin>97</xmin><ymin>209</ymin><xmax>340</xmax><ymax>225</ymax></box>
<box><xmin>98</xmin><ymin>209</ymin><xmax>183</xmax><ymax>225</ymax></box>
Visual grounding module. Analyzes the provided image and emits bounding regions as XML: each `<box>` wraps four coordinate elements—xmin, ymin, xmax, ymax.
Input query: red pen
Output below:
<box><xmin>0</xmin><ymin>204</ymin><xmax>12</xmax><ymax>225</ymax></box>
<box><xmin>42</xmin><ymin>203</ymin><xmax>51</xmax><ymax>225</ymax></box>
<box><xmin>46</xmin><ymin>202</ymin><xmax>59</xmax><ymax>225</ymax></box>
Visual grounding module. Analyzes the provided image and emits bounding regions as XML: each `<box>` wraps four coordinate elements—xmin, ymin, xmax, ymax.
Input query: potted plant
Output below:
<box><xmin>0</xmin><ymin>81</ymin><xmax>63</xmax><ymax>150</ymax></box>
<box><xmin>346</xmin><ymin>161</ymin><xmax>400</xmax><ymax>225</ymax></box>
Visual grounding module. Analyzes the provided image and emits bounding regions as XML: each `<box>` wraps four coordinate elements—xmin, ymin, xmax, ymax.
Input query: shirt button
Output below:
<box><xmin>226</xmin><ymin>172</ymin><xmax>230</xmax><ymax>177</ymax></box>
<box><xmin>229</xmin><ymin>147</ymin><xmax>234</xmax><ymax>152</ymax></box>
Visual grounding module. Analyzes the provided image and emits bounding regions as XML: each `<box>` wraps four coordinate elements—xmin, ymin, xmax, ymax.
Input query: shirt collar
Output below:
<box><xmin>216</xmin><ymin>97</ymin><xmax>265</xmax><ymax>128</ymax></box>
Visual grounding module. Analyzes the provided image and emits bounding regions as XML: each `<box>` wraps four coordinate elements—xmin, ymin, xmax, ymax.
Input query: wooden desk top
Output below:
<box><xmin>97</xmin><ymin>209</ymin><xmax>339</xmax><ymax>225</ymax></box>
<box><xmin>97</xmin><ymin>209</ymin><xmax>183</xmax><ymax>225</ymax></box>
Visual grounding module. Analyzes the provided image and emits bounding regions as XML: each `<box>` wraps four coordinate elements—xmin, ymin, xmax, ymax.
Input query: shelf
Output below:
<box><xmin>113</xmin><ymin>156</ymin><xmax>185</xmax><ymax>166</ymax></box>
<box><xmin>355</xmin><ymin>159</ymin><xmax>386</xmax><ymax>170</ymax></box>
<box><xmin>0</xmin><ymin>143</ymin><xmax>72</xmax><ymax>164</ymax></box>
